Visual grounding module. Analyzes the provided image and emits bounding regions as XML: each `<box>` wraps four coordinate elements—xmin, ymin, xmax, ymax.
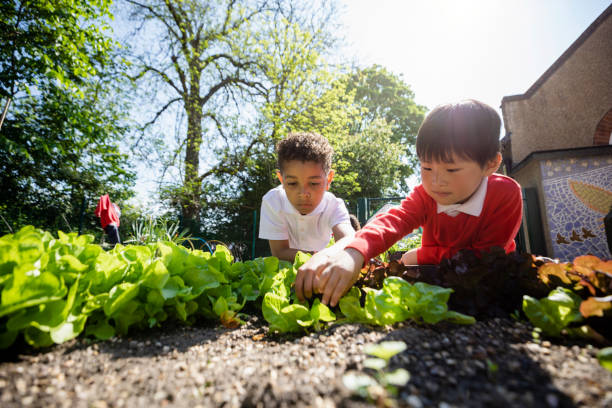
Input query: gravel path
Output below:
<box><xmin>1</xmin><ymin>315</ymin><xmax>611</xmax><ymax>407</ymax></box>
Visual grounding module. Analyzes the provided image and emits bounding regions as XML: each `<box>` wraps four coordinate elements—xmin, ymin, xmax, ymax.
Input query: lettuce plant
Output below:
<box><xmin>0</xmin><ymin>227</ymin><xmax>475</xmax><ymax>348</ymax></box>
<box><xmin>343</xmin><ymin>341</ymin><xmax>410</xmax><ymax>405</ymax></box>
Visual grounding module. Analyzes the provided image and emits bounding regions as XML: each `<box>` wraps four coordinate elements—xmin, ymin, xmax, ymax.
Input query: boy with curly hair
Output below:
<box><xmin>259</xmin><ymin>132</ymin><xmax>355</xmax><ymax>262</ymax></box>
<box><xmin>295</xmin><ymin>99</ymin><xmax>523</xmax><ymax>306</ymax></box>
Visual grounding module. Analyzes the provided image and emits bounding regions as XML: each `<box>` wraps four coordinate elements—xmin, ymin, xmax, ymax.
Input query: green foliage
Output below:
<box><xmin>339</xmin><ymin>278</ymin><xmax>475</xmax><ymax>326</ymax></box>
<box><xmin>0</xmin><ymin>0</ymin><xmax>116</xmax><ymax>98</ymax></box>
<box><xmin>343</xmin><ymin>341</ymin><xmax>410</xmax><ymax>405</ymax></box>
<box><xmin>210</xmin><ymin>65</ymin><xmax>425</xmax><ymax>251</ymax></box>
<box><xmin>597</xmin><ymin>347</ymin><xmax>612</xmax><ymax>372</ymax></box>
<box><xmin>346</xmin><ymin>65</ymin><xmax>426</xmax><ymax>145</ymax></box>
<box><xmin>262</xmin><ymin>254</ymin><xmax>474</xmax><ymax>334</ymax></box>
<box><xmin>0</xmin><ymin>226</ymin><xmax>264</xmax><ymax>348</ymax></box>
<box><xmin>125</xmin><ymin>0</ymin><xmax>344</xmax><ymax>231</ymax></box>
<box><xmin>344</xmin><ymin>65</ymin><xmax>427</xmax><ymax>191</ymax></box>
<box><xmin>0</xmin><ymin>227</ymin><xmax>473</xmax><ymax>348</ymax></box>
<box><xmin>0</xmin><ymin>1</ymin><xmax>134</xmax><ymax>236</ymax></box>
<box><xmin>379</xmin><ymin>233</ymin><xmax>422</xmax><ymax>263</ymax></box>
<box><xmin>522</xmin><ymin>255</ymin><xmax>612</xmax><ymax>343</ymax></box>
<box><xmin>124</xmin><ymin>217</ymin><xmax>191</xmax><ymax>246</ymax></box>
<box><xmin>0</xmin><ymin>78</ymin><xmax>135</xmax><ymax>236</ymax></box>
<box><xmin>522</xmin><ymin>287</ymin><xmax>584</xmax><ymax>337</ymax></box>
<box><xmin>261</xmin><ymin>252</ymin><xmax>337</xmax><ymax>333</ymax></box>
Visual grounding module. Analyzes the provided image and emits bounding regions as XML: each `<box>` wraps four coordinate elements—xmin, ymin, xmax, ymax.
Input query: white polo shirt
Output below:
<box><xmin>259</xmin><ymin>185</ymin><xmax>351</xmax><ymax>252</ymax></box>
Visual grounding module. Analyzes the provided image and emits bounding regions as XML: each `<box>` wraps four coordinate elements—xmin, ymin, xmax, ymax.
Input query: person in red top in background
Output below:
<box><xmin>95</xmin><ymin>194</ymin><xmax>121</xmax><ymax>247</ymax></box>
<box><xmin>295</xmin><ymin>99</ymin><xmax>523</xmax><ymax>307</ymax></box>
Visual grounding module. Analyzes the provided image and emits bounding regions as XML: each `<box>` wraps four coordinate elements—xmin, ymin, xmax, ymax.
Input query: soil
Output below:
<box><xmin>1</xmin><ymin>313</ymin><xmax>611</xmax><ymax>408</ymax></box>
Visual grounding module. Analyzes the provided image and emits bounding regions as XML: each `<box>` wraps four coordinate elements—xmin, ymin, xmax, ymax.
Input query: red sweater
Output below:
<box><xmin>347</xmin><ymin>174</ymin><xmax>523</xmax><ymax>264</ymax></box>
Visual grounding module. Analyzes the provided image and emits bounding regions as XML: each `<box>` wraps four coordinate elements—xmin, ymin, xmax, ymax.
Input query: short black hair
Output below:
<box><xmin>416</xmin><ymin>99</ymin><xmax>501</xmax><ymax>168</ymax></box>
<box><xmin>276</xmin><ymin>132</ymin><xmax>333</xmax><ymax>174</ymax></box>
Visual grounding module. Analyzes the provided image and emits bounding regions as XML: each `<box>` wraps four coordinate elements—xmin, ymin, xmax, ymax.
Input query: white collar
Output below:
<box><xmin>436</xmin><ymin>177</ymin><xmax>488</xmax><ymax>217</ymax></box>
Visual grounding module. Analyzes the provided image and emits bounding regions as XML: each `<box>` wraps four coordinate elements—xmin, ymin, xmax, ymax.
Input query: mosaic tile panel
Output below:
<box><xmin>541</xmin><ymin>156</ymin><xmax>612</xmax><ymax>261</ymax></box>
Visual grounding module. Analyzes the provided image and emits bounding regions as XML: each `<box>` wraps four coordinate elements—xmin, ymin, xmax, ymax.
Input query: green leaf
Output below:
<box><xmin>182</xmin><ymin>261</ymin><xmax>223</xmax><ymax>295</ymax></box>
<box><xmin>383</xmin><ymin>368</ymin><xmax>410</xmax><ymax>386</ymax></box>
<box><xmin>522</xmin><ymin>287</ymin><xmax>583</xmax><ymax>337</ymax></box>
<box><xmin>24</xmin><ymin>326</ymin><xmax>54</xmax><ymax>348</ymax></box>
<box><xmin>339</xmin><ymin>287</ymin><xmax>367</xmax><ymax>322</ymax></box>
<box><xmin>309</xmin><ymin>298</ymin><xmax>336</xmax><ymax>322</ymax></box>
<box><xmin>104</xmin><ymin>282</ymin><xmax>140</xmax><ymax>317</ymax></box>
<box><xmin>7</xmin><ymin>301</ymin><xmax>65</xmax><ymax>331</ymax></box>
<box><xmin>90</xmin><ymin>251</ymin><xmax>127</xmax><ymax>292</ymax></box>
<box><xmin>112</xmin><ymin>300</ymin><xmax>144</xmax><ymax>336</ymax></box>
<box><xmin>597</xmin><ymin>347</ymin><xmax>612</xmax><ymax>372</ymax></box>
<box><xmin>0</xmin><ymin>329</ymin><xmax>19</xmax><ymax>349</ymax></box>
<box><xmin>364</xmin><ymin>341</ymin><xmax>407</xmax><ymax>362</ymax></box>
<box><xmin>342</xmin><ymin>372</ymin><xmax>376</xmax><ymax>397</ymax></box>
<box><xmin>0</xmin><ymin>264</ymin><xmax>67</xmax><ymax>317</ymax></box>
<box><xmin>142</xmin><ymin>260</ymin><xmax>169</xmax><ymax>289</ymax></box>
<box><xmin>441</xmin><ymin>310</ymin><xmax>476</xmax><ymax>325</ymax></box>
<box><xmin>262</xmin><ymin>292</ymin><xmax>303</xmax><ymax>333</ymax></box>
<box><xmin>363</xmin><ymin>357</ymin><xmax>386</xmax><ymax>370</ymax></box>
<box><xmin>213</xmin><ymin>297</ymin><xmax>229</xmax><ymax>316</ymax></box>
<box><xmin>86</xmin><ymin>319</ymin><xmax>115</xmax><ymax>340</ymax></box>
<box><xmin>50</xmin><ymin>313</ymin><xmax>87</xmax><ymax>343</ymax></box>
<box><xmin>293</xmin><ymin>251</ymin><xmax>311</xmax><ymax>269</ymax></box>
<box><xmin>82</xmin><ymin>293</ymin><xmax>108</xmax><ymax>314</ymax></box>
<box><xmin>161</xmin><ymin>276</ymin><xmax>191</xmax><ymax>300</ymax></box>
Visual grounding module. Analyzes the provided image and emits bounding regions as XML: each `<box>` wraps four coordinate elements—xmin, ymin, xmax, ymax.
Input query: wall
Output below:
<box><xmin>502</xmin><ymin>11</ymin><xmax>612</xmax><ymax>165</ymax></box>
<box><xmin>540</xmin><ymin>154</ymin><xmax>612</xmax><ymax>261</ymax></box>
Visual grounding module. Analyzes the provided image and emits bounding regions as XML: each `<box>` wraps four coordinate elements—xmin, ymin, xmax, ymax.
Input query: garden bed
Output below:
<box><xmin>1</xmin><ymin>314</ymin><xmax>611</xmax><ymax>408</ymax></box>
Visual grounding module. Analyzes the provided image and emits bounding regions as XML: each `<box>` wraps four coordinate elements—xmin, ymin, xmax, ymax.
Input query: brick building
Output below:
<box><xmin>501</xmin><ymin>4</ymin><xmax>612</xmax><ymax>260</ymax></box>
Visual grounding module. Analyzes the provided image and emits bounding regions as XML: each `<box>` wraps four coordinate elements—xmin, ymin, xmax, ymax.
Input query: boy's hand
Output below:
<box><xmin>400</xmin><ymin>248</ymin><xmax>418</xmax><ymax>265</ymax></box>
<box><xmin>294</xmin><ymin>253</ymin><xmax>322</xmax><ymax>301</ymax></box>
<box><xmin>294</xmin><ymin>238</ymin><xmax>350</xmax><ymax>301</ymax></box>
<box><xmin>296</xmin><ymin>248</ymin><xmax>363</xmax><ymax>307</ymax></box>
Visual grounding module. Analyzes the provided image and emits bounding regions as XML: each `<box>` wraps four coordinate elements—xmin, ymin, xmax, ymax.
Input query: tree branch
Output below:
<box><xmin>125</xmin><ymin>0</ymin><xmax>181</xmax><ymax>40</ymax></box>
<box><xmin>130</xmin><ymin>97</ymin><xmax>181</xmax><ymax>150</ymax></box>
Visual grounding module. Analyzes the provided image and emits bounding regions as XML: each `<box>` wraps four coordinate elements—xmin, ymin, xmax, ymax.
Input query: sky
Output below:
<box><xmin>339</xmin><ymin>0</ymin><xmax>610</xmax><ymax>116</ymax></box>
<box><xmin>130</xmin><ymin>0</ymin><xmax>611</xmax><ymax>207</ymax></box>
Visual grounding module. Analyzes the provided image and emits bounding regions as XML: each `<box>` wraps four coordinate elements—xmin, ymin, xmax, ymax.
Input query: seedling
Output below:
<box><xmin>343</xmin><ymin>341</ymin><xmax>410</xmax><ymax>407</ymax></box>
<box><xmin>597</xmin><ymin>347</ymin><xmax>612</xmax><ymax>372</ymax></box>
<box><xmin>486</xmin><ymin>358</ymin><xmax>499</xmax><ymax>379</ymax></box>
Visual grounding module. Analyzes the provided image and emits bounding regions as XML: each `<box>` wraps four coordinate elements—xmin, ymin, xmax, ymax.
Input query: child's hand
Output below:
<box><xmin>294</xmin><ymin>238</ymin><xmax>350</xmax><ymax>301</ymax></box>
<box><xmin>296</xmin><ymin>248</ymin><xmax>363</xmax><ymax>307</ymax></box>
<box><xmin>400</xmin><ymin>248</ymin><xmax>418</xmax><ymax>265</ymax></box>
<box><xmin>294</xmin><ymin>252</ymin><xmax>325</xmax><ymax>301</ymax></box>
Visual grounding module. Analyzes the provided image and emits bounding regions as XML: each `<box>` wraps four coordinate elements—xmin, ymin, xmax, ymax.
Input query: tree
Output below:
<box><xmin>124</xmin><ymin>0</ymin><xmax>341</xmax><ymax>233</ymax></box>
<box><xmin>290</xmin><ymin>73</ymin><xmax>411</xmax><ymax>202</ymax></box>
<box><xmin>0</xmin><ymin>0</ymin><xmax>116</xmax><ymax>128</ymax></box>
<box><xmin>346</xmin><ymin>65</ymin><xmax>427</xmax><ymax>175</ymax></box>
<box><xmin>0</xmin><ymin>74</ymin><xmax>136</xmax><ymax>236</ymax></box>
<box><xmin>346</xmin><ymin>65</ymin><xmax>426</xmax><ymax>144</ymax></box>
<box><xmin>0</xmin><ymin>1</ymin><xmax>136</xmax><ymax>236</ymax></box>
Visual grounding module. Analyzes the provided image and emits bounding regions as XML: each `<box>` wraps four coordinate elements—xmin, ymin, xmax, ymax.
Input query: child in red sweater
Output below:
<box><xmin>295</xmin><ymin>99</ymin><xmax>523</xmax><ymax>306</ymax></box>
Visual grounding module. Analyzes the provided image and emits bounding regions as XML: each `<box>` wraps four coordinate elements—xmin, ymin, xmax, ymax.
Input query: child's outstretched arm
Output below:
<box><xmin>269</xmin><ymin>240</ymin><xmax>307</xmax><ymax>262</ymax></box>
<box><xmin>332</xmin><ymin>222</ymin><xmax>355</xmax><ymax>241</ymax></box>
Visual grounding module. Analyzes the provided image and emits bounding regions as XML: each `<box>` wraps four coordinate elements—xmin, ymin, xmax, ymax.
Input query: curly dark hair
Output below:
<box><xmin>276</xmin><ymin>132</ymin><xmax>333</xmax><ymax>174</ymax></box>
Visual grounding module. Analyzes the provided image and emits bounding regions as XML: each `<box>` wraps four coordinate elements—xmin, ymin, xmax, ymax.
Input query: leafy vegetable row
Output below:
<box><xmin>0</xmin><ymin>226</ymin><xmax>472</xmax><ymax>349</ymax></box>
<box><xmin>261</xmin><ymin>252</ymin><xmax>475</xmax><ymax>333</ymax></box>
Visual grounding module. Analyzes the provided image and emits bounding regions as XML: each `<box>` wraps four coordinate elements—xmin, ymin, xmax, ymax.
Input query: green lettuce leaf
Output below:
<box><xmin>523</xmin><ymin>287</ymin><xmax>583</xmax><ymax>337</ymax></box>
